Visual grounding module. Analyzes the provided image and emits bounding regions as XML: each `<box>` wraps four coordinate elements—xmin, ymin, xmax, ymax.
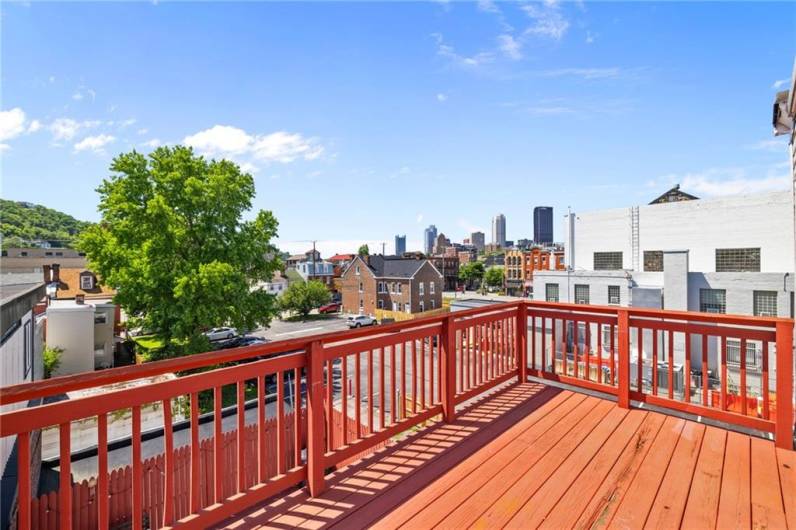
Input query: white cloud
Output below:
<box><xmin>522</xmin><ymin>3</ymin><xmax>569</xmax><ymax>40</ymax></box>
<box><xmin>119</xmin><ymin>118</ymin><xmax>137</xmax><ymax>128</ymax></box>
<box><xmin>141</xmin><ymin>138</ymin><xmax>161</xmax><ymax>149</ymax></box>
<box><xmin>137</xmin><ymin>128</ymin><xmax>148</xmax><ymax>135</ymax></box>
<box><xmin>540</xmin><ymin>67</ymin><xmax>622</xmax><ymax>79</ymax></box>
<box><xmin>436</xmin><ymin>93</ymin><xmax>448</xmax><ymax>102</ymax></box>
<box><xmin>49</xmin><ymin>118</ymin><xmax>101</xmax><ymax>141</ymax></box>
<box><xmin>251</xmin><ymin>131</ymin><xmax>324</xmax><ymax>163</ymax></box>
<box><xmin>772</xmin><ymin>79</ymin><xmax>789</xmax><ymax>90</ymax></box>
<box><xmin>654</xmin><ymin>166</ymin><xmax>789</xmax><ymax>198</ymax></box>
<box><xmin>237</xmin><ymin>161</ymin><xmax>259</xmax><ymax>174</ymax></box>
<box><xmin>27</xmin><ymin>119</ymin><xmax>42</xmax><ymax>133</ymax></box>
<box><xmin>72</xmin><ymin>86</ymin><xmax>96</xmax><ymax>102</ymax></box>
<box><xmin>432</xmin><ymin>33</ymin><xmax>494</xmax><ymax>68</ymax></box>
<box><xmin>585</xmin><ymin>31</ymin><xmax>596</xmax><ymax>44</ymax></box>
<box><xmin>416</xmin><ymin>213</ymin><xmax>424</xmax><ymax>224</ymax></box>
<box><xmin>746</xmin><ymin>138</ymin><xmax>788</xmax><ymax>152</ymax></box>
<box><xmin>74</xmin><ymin>134</ymin><xmax>115</xmax><ymax>153</ymax></box>
<box><xmin>184</xmin><ymin>125</ymin><xmax>252</xmax><ymax>155</ymax></box>
<box><xmin>0</xmin><ymin>108</ymin><xmax>28</xmax><ymax>142</ymax></box>
<box><xmin>497</xmin><ymin>34</ymin><xmax>522</xmax><ymax>60</ymax></box>
<box><xmin>477</xmin><ymin>0</ymin><xmax>500</xmax><ymax>13</ymax></box>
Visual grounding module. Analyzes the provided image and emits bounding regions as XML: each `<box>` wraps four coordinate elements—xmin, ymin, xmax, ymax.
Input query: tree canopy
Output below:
<box><xmin>358</xmin><ymin>244</ymin><xmax>370</xmax><ymax>256</ymax></box>
<box><xmin>1</xmin><ymin>199</ymin><xmax>90</xmax><ymax>248</ymax></box>
<box><xmin>458</xmin><ymin>261</ymin><xmax>485</xmax><ymax>287</ymax></box>
<box><xmin>484</xmin><ymin>266</ymin><xmax>504</xmax><ymax>290</ymax></box>
<box><xmin>78</xmin><ymin>146</ymin><xmax>281</xmax><ymax>355</ymax></box>
<box><xmin>279</xmin><ymin>280</ymin><xmax>331</xmax><ymax>318</ymax></box>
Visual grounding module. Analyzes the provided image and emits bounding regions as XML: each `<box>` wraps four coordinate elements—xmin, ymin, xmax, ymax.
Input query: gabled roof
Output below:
<box><xmin>368</xmin><ymin>255</ymin><xmax>428</xmax><ymax>279</ymax></box>
<box><xmin>329</xmin><ymin>253</ymin><xmax>355</xmax><ymax>262</ymax></box>
<box><xmin>55</xmin><ymin>268</ymin><xmax>115</xmax><ymax>299</ymax></box>
<box><xmin>649</xmin><ymin>184</ymin><xmax>699</xmax><ymax>205</ymax></box>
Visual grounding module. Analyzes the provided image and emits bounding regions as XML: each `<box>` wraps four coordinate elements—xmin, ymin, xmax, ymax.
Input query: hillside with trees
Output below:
<box><xmin>1</xmin><ymin>199</ymin><xmax>91</xmax><ymax>248</ymax></box>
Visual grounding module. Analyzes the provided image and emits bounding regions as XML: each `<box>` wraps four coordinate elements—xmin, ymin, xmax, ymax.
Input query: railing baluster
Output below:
<box><xmin>98</xmin><ymin>412</ymin><xmax>109</xmax><ymax>530</ymax></box>
<box><xmin>541</xmin><ymin>317</ymin><xmax>547</xmax><ymax>373</ymax></box>
<box><xmin>132</xmin><ymin>405</ymin><xmax>143</xmax><ymax>528</ymax></box>
<box><xmin>667</xmin><ymin>330</ymin><xmax>674</xmax><ymax>400</ymax></box>
<box><xmin>652</xmin><ymin>329</ymin><xmax>658</xmax><ymax>396</ymax></box>
<box><xmin>355</xmin><ymin>353</ymin><xmax>361</xmax><ymax>440</ymax></box>
<box><xmin>597</xmin><ymin>323</ymin><xmax>604</xmax><ymax>384</ymax></box>
<box><xmin>573</xmin><ymin>320</ymin><xmax>579</xmax><ymax>380</ymax></box>
<box><xmin>585</xmin><ymin>322</ymin><xmax>591</xmax><ymax>381</ymax></box>
<box><xmin>327</xmin><ymin>360</ymin><xmax>334</xmax><ymax>450</ymax></box>
<box><xmin>411</xmin><ymin>340</ymin><xmax>417</xmax><ymax>413</ymax></box>
<box><xmin>237</xmin><ymin>381</ymin><xmax>246</xmax><ymax>492</ymax></box>
<box><xmin>701</xmin><ymin>334</ymin><xmax>709</xmax><ymax>407</ymax></box>
<box><xmin>342</xmin><ymin>355</ymin><xmax>348</xmax><ymax>443</ymax></box>
<box><xmin>740</xmin><ymin>338</ymin><xmax>747</xmax><ymax>416</ymax></box>
<box><xmin>617</xmin><ymin>309</ymin><xmax>630</xmax><ymax>408</ymax></box>
<box><xmin>190</xmin><ymin>392</ymin><xmax>200</xmax><ymax>513</ymax></box>
<box><xmin>720</xmin><ymin>336</ymin><xmax>727</xmax><ymax>411</ymax></box>
<box><xmin>161</xmin><ymin>400</ymin><xmax>174</xmax><ymax>526</ymax></box>
<box><xmin>401</xmin><ymin>343</ymin><xmax>407</xmax><ymax>420</ymax></box>
<box><xmin>441</xmin><ymin>315</ymin><xmax>456</xmax><ymax>422</ymax></box>
<box><xmin>380</xmin><ymin>348</ymin><xmax>386</xmax><ymax>430</ymax></box>
<box><xmin>562</xmin><ymin>320</ymin><xmax>568</xmax><ymax>377</ymax></box>
<box><xmin>390</xmin><ymin>346</ymin><xmax>396</xmax><ymax>423</ymax></box>
<box><xmin>58</xmin><ymin>422</ymin><xmax>71</xmax><ymax>530</ymax></box>
<box><xmin>277</xmin><ymin>370</ymin><xmax>285</xmax><ymax>475</ymax></box>
<box><xmin>610</xmin><ymin>322</ymin><xmax>616</xmax><ymax>385</ymax></box>
<box><xmin>368</xmin><ymin>349</ymin><xmax>374</xmax><ymax>430</ymax></box>
<box><xmin>529</xmin><ymin>311</ymin><xmax>536</xmax><ymax>374</ymax></box>
<box><xmin>550</xmin><ymin>318</ymin><xmax>557</xmax><ymax>375</ymax></box>
<box><xmin>294</xmin><ymin>367</ymin><xmax>302</xmax><ymax>467</ymax></box>
<box><xmin>636</xmin><ymin>327</ymin><xmax>643</xmax><ymax>392</ymax></box>
<box><xmin>17</xmin><ymin>431</ymin><xmax>30</xmax><ymax>530</ymax></box>
<box><xmin>762</xmin><ymin>341</ymin><xmax>770</xmax><ymax>420</ymax></box>
<box><xmin>684</xmin><ymin>333</ymin><xmax>691</xmax><ymax>403</ymax></box>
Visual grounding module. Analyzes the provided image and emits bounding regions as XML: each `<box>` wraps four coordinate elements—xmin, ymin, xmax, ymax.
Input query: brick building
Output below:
<box><xmin>428</xmin><ymin>255</ymin><xmax>459</xmax><ymax>291</ymax></box>
<box><xmin>340</xmin><ymin>255</ymin><xmax>443</xmax><ymax>316</ymax></box>
<box><xmin>504</xmin><ymin>248</ymin><xmax>566</xmax><ymax>296</ymax></box>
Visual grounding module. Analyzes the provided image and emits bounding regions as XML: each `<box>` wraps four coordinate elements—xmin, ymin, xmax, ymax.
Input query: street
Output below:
<box><xmin>252</xmin><ymin>313</ymin><xmax>349</xmax><ymax>341</ymax></box>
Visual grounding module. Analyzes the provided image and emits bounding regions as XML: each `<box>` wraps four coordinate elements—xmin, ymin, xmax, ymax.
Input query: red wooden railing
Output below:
<box><xmin>0</xmin><ymin>300</ymin><xmax>793</xmax><ymax>530</ymax></box>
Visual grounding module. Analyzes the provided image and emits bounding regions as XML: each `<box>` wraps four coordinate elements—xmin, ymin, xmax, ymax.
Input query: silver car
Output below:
<box><xmin>204</xmin><ymin>326</ymin><xmax>238</xmax><ymax>341</ymax></box>
<box><xmin>346</xmin><ymin>315</ymin><xmax>377</xmax><ymax>328</ymax></box>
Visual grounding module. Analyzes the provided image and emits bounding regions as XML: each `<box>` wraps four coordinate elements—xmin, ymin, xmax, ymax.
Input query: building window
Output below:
<box><xmin>377</xmin><ymin>282</ymin><xmax>384</xmax><ymax>293</ymax></box>
<box><xmin>405</xmin><ymin>303</ymin><xmax>411</xmax><ymax>313</ymax></box>
<box><xmin>20</xmin><ymin>251</ymin><xmax>28</xmax><ymax>257</ymax></box>
<box><xmin>419</xmin><ymin>282</ymin><xmax>425</xmax><ymax>296</ymax></box>
<box><xmin>608</xmin><ymin>285</ymin><xmax>620</xmax><ymax>305</ymax></box>
<box><xmin>397</xmin><ymin>283</ymin><xmax>402</xmax><ymax>294</ymax></box>
<box><xmin>430</xmin><ymin>282</ymin><xmax>435</xmax><ymax>294</ymax></box>
<box><xmin>593</xmin><ymin>252</ymin><xmax>623</xmax><ymax>271</ymax></box>
<box><xmin>753</xmin><ymin>291</ymin><xmax>777</xmax><ymax>317</ymax></box>
<box><xmin>392</xmin><ymin>301</ymin><xmax>398</xmax><ymax>311</ymax></box>
<box><xmin>378</xmin><ymin>300</ymin><xmax>384</xmax><ymax>309</ymax></box>
<box><xmin>23</xmin><ymin>321</ymin><xmax>33</xmax><ymax>379</ymax></box>
<box><xmin>574</xmin><ymin>285</ymin><xmax>590</xmax><ymax>304</ymax></box>
<box><xmin>45</xmin><ymin>252</ymin><xmax>53</xmax><ymax>256</ymax></box>
<box><xmin>419</xmin><ymin>301</ymin><xmax>425</xmax><ymax>312</ymax></box>
<box><xmin>81</xmin><ymin>275</ymin><xmax>94</xmax><ymax>290</ymax></box>
<box><xmin>430</xmin><ymin>299</ymin><xmax>436</xmax><ymax>309</ymax></box>
<box><xmin>545</xmin><ymin>284</ymin><xmax>559</xmax><ymax>302</ymax></box>
<box><xmin>699</xmin><ymin>289</ymin><xmax>726</xmax><ymax>314</ymax></box>
<box><xmin>726</xmin><ymin>339</ymin><xmax>759</xmax><ymax>369</ymax></box>
<box><xmin>643</xmin><ymin>251</ymin><xmax>663</xmax><ymax>272</ymax></box>
<box><xmin>94</xmin><ymin>314</ymin><xmax>107</xmax><ymax>324</ymax></box>
<box><xmin>358</xmin><ymin>282</ymin><xmax>363</xmax><ymax>293</ymax></box>
<box><xmin>355</xmin><ymin>265</ymin><xmax>360</xmax><ymax>275</ymax></box>
<box><xmin>715</xmin><ymin>248</ymin><xmax>760</xmax><ymax>272</ymax></box>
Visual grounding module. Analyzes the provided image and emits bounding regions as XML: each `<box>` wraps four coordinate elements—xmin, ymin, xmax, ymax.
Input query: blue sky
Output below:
<box><xmin>1</xmin><ymin>1</ymin><xmax>794</xmax><ymax>256</ymax></box>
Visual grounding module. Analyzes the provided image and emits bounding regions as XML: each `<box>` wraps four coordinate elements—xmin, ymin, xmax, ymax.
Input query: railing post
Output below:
<box><xmin>307</xmin><ymin>340</ymin><xmax>326</xmax><ymax>495</ymax></box>
<box><xmin>617</xmin><ymin>309</ymin><xmax>630</xmax><ymax>409</ymax></box>
<box><xmin>775</xmin><ymin>321</ymin><xmax>794</xmax><ymax>450</ymax></box>
<box><xmin>441</xmin><ymin>314</ymin><xmax>456</xmax><ymax>423</ymax></box>
<box><xmin>517</xmin><ymin>303</ymin><xmax>528</xmax><ymax>382</ymax></box>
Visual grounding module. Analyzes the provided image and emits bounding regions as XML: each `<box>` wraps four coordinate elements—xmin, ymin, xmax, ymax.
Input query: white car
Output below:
<box><xmin>204</xmin><ymin>326</ymin><xmax>238</xmax><ymax>341</ymax></box>
<box><xmin>346</xmin><ymin>315</ymin><xmax>377</xmax><ymax>328</ymax></box>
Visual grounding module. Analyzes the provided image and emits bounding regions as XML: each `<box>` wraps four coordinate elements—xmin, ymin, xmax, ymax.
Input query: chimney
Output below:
<box><xmin>75</xmin><ymin>293</ymin><xmax>85</xmax><ymax>305</ymax></box>
<box><xmin>43</xmin><ymin>264</ymin><xmax>51</xmax><ymax>283</ymax></box>
<box><xmin>52</xmin><ymin>263</ymin><xmax>61</xmax><ymax>283</ymax></box>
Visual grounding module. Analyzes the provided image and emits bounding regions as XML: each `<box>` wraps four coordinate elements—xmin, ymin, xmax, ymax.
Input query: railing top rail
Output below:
<box><xmin>0</xmin><ymin>301</ymin><xmax>522</xmax><ymax>406</ymax></box>
<box><xmin>523</xmin><ymin>300</ymin><xmax>791</xmax><ymax>328</ymax></box>
<box><xmin>0</xmin><ymin>351</ymin><xmax>306</xmax><ymax>438</ymax></box>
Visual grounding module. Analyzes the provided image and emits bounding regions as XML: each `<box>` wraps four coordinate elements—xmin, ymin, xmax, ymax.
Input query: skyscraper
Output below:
<box><xmin>424</xmin><ymin>225</ymin><xmax>437</xmax><ymax>255</ymax></box>
<box><xmin>394</xmin><ymin>234</ymin><xmax>406</xmax><ymax>256</ymax></box>
<box><xmin>491</xmin><ymin>214</ymin><xmax>506</xmax><ymax>248</ymax></box>
<box><xmin>470</xmin><ymin>231</ymin><xmax>485</xmax><ymax>251</ymax></box>
<box><xmin>533</xmin><ymin>206</ymin><xmax>554</xmax><ymax>244</ymax></box>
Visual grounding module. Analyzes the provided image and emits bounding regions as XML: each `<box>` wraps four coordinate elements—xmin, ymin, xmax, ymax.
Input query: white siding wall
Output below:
<box><xmin>572</xmin><ymin>191</ymin><xmax>794</xmax><ymax>273</ymax></box>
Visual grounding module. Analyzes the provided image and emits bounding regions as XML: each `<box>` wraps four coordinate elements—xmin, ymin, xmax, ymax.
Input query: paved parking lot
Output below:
<box><xmin>252</xmin><ymin>313</ymin><xmax>350</xmax><ymax>341</ymax></box>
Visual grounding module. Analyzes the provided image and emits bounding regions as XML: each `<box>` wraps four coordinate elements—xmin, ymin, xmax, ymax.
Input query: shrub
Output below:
<box><xmin>42</xmin><ymin>346</ymin><xmax>63</xmax><ymax>378</ymax></box>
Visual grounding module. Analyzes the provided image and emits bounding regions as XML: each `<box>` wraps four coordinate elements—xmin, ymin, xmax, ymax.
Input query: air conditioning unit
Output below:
<box><xmin>577</xmin><ymin>299</ymin><xmax>587</xmax><ymax>304</ymax></box>
<box><xmin>609</xmin><ymin>296</ymin><xmax>620</xmax><ymax>304</ymax></box>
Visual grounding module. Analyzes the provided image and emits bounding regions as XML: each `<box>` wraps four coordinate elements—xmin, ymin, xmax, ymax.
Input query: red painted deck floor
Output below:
<box><xmin>217</xmin><ymin>382</ymin><xmax>795</xmax><ymax>529</ymax></box>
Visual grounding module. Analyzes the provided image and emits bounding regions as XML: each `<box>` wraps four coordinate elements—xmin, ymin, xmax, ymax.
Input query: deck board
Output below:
<box><xmin>215</xmin><ymin>382</ymin><xmax>793</xmax><ymax>530</ymax></box>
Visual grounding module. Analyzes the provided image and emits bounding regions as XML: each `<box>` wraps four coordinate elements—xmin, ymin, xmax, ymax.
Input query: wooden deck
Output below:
<box><xmin>217</xmin><ymin>382</ymin><xmax>795</xmax><ymax>530</ymax></box>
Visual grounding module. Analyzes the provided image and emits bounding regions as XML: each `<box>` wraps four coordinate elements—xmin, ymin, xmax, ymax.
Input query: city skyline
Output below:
<box><xmin>1</xmin><ymin>2</ymin><xmax>793</xmax><ymax>257</ymax></box>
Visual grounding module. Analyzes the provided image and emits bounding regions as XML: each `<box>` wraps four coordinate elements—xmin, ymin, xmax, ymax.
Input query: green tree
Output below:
<box><xmin>78</xmin><ymin>146</ymin><xmax>281</xmax><ymax>357</ymax></box>
<box><xmin>358</xmin><ymin>244</ymin><xmax>370</xmax><ymax>256</ymax></box>
<box><xmin>484</xmin><ymin>266</ymin><xmax>504</xmax><ymax>291</ymax></box>
<box><xmin>458</xmin><ymin>261</ymin><xmax>485</xmax><ymax>288</ymax></box>
<box><xmin>279</xmin><ymin>280</ymin><xmax>331</xmax><ymax>318</ymax></box>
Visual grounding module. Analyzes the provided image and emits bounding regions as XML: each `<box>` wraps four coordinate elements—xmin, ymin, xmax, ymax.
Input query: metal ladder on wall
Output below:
<box><xmin>630</xmin><ymin>206</ymin><xmax>640</xmax><ymax>271</ymax></box>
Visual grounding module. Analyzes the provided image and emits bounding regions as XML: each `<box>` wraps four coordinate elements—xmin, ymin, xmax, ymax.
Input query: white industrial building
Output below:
<box><xmin>46</xmin><ymin>299</ymin><xmax>116</xmax><ymax>375</ymax></box>
<box><xmin>533</xmin><ymin>189</ymin><xmax>794</xmax><ymax>401</ymax></box>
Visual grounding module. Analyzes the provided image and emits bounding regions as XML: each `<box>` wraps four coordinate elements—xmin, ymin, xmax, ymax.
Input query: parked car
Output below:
<box><xmin>214</xmin><ymin>335</ymin><xmax>269</xmax><ymax>350</ymax></box>
<box><xmin>346</xmin><ymin>315</ymin><xmax>377</xmax><ymax>328</ymax></box>
<box><xmin>318</xmin><ymin>302</ymin><xmax>341</xmax><ymax>314</ymax></box>
<box><xmin>204</xmin><ymin>326</ymin><xmax>238</xmax><ymax>342</ymax></box>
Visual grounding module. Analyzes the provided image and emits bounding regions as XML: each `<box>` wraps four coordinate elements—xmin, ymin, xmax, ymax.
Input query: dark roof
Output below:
<box><xmin>367</xmin><ymin>255</ymin><xmax>428</xmax><ymax>279</ymax></box>
<box><xmin>649</xmin><ymin>184</ymin><xmax>699</xmax><ymax>205</ymax></box>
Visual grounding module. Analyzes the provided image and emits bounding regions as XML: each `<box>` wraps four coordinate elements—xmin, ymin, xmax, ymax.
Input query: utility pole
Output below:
<box><xmin>381</xmin><ymin>242</ymin><xmax>386</xmax><ymax>256</ymax></box>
